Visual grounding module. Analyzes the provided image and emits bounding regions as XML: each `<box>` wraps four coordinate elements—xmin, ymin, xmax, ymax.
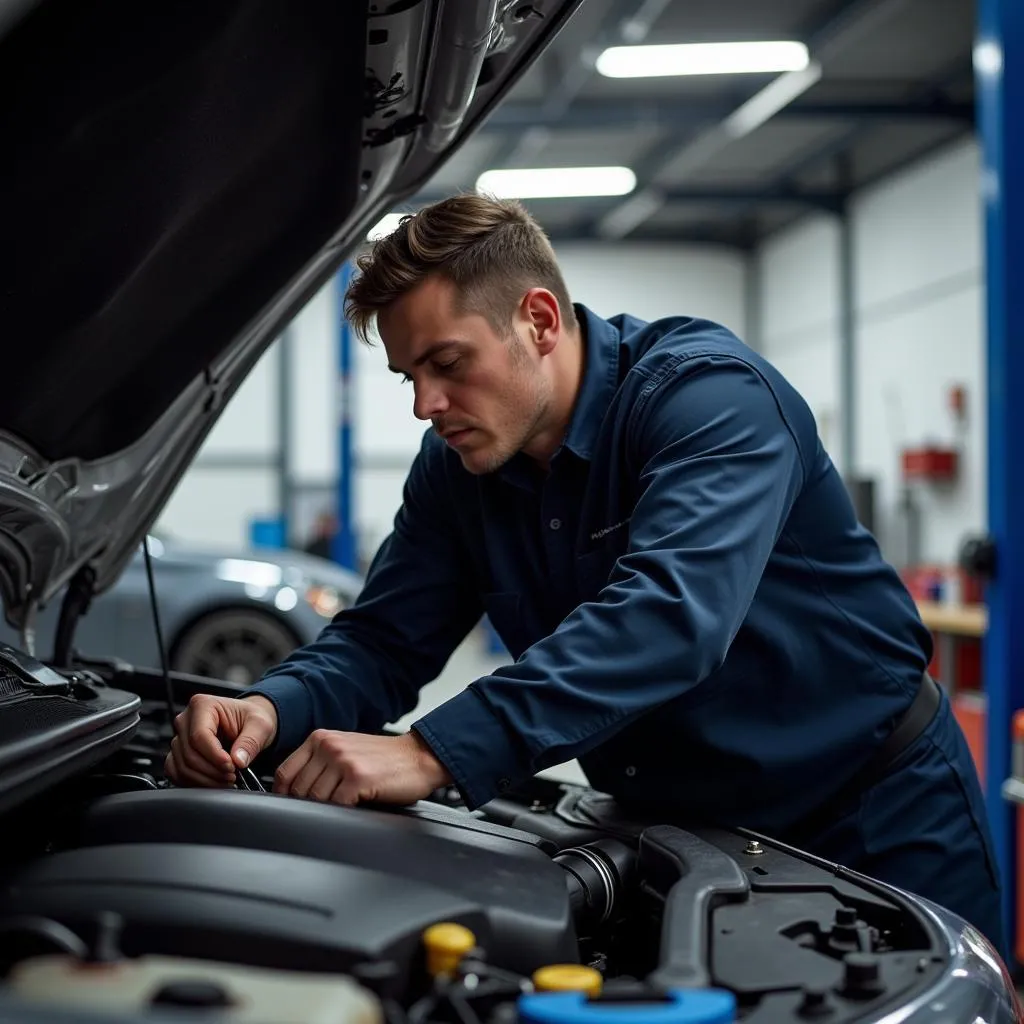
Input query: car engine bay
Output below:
<box><xmin>0</xmin><ymin>644</ymin><xmax>1008</xmax><ymax>1024</ymax></box>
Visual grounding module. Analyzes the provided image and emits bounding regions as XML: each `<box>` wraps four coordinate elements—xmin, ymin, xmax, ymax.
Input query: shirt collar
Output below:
<box><xmin>561</xmin><ymin>303</ymin><xmax>621</xmax><ymax>462</ymax></box>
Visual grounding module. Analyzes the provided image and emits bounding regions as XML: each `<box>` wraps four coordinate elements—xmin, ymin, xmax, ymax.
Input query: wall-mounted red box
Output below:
<box><xmin>901</xmin><ymin>446</ymin><xmax>959</xmax><ymax>481</ymax></box>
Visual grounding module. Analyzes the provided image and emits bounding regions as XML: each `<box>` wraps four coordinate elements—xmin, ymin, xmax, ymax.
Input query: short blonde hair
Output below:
<box><xmin>344</xmin><ymin>193</ymin><xmax>575</xmax><ymax>343</ymax></box>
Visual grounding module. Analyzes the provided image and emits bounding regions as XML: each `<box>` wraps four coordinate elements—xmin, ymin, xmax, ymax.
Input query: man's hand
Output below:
<box><xmin>274</xmin><ymin>730</ymin><xmax>452</xmax><ymax>806</ymax></box>
<box><xmin>165</xmin><ymin>694</ymin><xmax>278</xmax><ymax>787</ymax></box>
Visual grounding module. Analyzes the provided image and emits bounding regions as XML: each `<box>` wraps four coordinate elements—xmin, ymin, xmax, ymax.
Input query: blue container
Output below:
<box><xmin>249</xmin><ymin>517</ymin><xmax>287</xmax><ymax>550</ymax></box>
<box><xmin>518</xmin><ymin>990</ymin><xmax>736</xmax><ymax>1024</ymax></box>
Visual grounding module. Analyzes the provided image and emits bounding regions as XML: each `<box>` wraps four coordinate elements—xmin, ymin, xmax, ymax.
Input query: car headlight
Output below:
<box><xmin>305</xmin><ymin>584</ymin><xmax>348</xmax><ymax>619</ymax></box>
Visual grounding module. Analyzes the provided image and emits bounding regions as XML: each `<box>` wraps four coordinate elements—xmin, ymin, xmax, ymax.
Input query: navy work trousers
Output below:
<box><xmin>795</xmin><ymin>691</ymin><xmax>1005</xmax><ymax>958</ymax></box>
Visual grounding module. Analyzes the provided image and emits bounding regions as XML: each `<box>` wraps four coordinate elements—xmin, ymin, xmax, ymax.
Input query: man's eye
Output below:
<box><xmin>436</xmin><ymin>359</ymin><xmax>460</xmax><ymax>373</ymax></box>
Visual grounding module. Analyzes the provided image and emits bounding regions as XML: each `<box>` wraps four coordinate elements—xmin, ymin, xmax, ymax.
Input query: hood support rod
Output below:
<box><xmin>52</xmin><ymin>565</ymin><xmax>96</xmax><ymax>668</ymax></box>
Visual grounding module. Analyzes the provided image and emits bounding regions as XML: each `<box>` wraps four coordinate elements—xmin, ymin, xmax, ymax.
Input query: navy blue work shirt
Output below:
<box><xmin>248</xmin><ymin>304</ymin><xmax>933</xmax><ymax>833</ymax></box>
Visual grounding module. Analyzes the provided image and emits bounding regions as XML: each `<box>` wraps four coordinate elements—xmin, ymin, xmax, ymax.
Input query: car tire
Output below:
<box><xmin>170</xmin><ymin>609</ymin><xmax>299</xmax><ymax>686</ymax></box>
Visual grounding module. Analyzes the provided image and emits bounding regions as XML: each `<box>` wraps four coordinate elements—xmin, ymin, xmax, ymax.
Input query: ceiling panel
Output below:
<box><xmin>822</xmin><ymin>0</ymin><xmax>973</xmax><ymax>81</ymax></box>
<box><xmin>504</xmin><ymin>64</ymin><xmax>548</xmax><ymax>103</ymax></box>
<box><xmin>526</xmin><ymin>125</ymin><xmax>665</xmax><ymax>168</ymax></box>
<box><xmin>755</xmin><ymin>207</ymin><xmax>805</xmax><ymax>236</ymax></box>
<box><xmin>801</xmin><ymin>76</ymin><xmax>936</xmax><ymax>104</ymax></box>
<box><xmin>655</xmin><ymin>118</ymin><xmax>850</xmax><ymax>185</ymax></box>
<box><xmin>649</xmin><ymin>0</ymin><xmax>832</xmax><ymax>42</ymax></box>
<box><xmin>517</xmin><ymin>197</ymin><xmax>607</xmax><ymax>231</ymax></box>
<box><xmin>650</xmin><ymin>201</ymin><xmax>756</xmax><ymax>229</ymax></box>
<box><xmin>424</xmin><ymin>136</ymin><xmax>504</xmax><ymax>191</ymax></box>
<box><xmin>792</xmin><ymin>156</ymin><xmax>845</xmax><ymax>191</ymax></box>
<box><xmin>850</xmin><ymin>122</ymin><xmax>970</xmax><ymax>186</ymax></box>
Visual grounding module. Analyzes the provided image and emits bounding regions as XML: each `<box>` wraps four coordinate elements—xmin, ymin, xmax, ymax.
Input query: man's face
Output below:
<box><xmin>376</xmin><ymin>275</ymin><xmax>553</xmax><ymax>475</ymax></box>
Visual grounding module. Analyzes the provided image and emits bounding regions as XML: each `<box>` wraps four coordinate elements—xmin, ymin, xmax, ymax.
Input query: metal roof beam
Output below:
<box><xmin>544</xmin><ymin>224</ymin><xmax>753</xmax><ymax>250</ymax></box>
<box><xmin>481</xmin><ymin>97</ymin><xmax>973</xmax><ymax>133</ymax></box>
<box><xmin>661</xmin><ymin>186</ymin><xmax>845</xmax><ymax>212</ymax></box>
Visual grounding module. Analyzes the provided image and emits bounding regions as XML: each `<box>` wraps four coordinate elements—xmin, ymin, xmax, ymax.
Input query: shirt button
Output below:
<box><xmin>497</xmin><ymin>777</ymin><xmax>511</xmax><ymax>792</ymax></box>
<box><xmin>625</xmin><ymin>766</ymin><xmax>637</xmax><ymax>777</ymax></box>
<box><xmin>549</xmin><ymin>518</ymin><xmax>562</xmax><ymax>530</ymax></box>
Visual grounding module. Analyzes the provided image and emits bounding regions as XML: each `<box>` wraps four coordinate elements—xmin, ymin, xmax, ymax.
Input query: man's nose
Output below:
<box><xmin>413</xmin><ymin>381</ymin><xmax>448</xmax><ymax>421</ymax></box>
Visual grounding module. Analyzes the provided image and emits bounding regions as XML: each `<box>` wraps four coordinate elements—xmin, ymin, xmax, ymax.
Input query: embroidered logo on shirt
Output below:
<box><xmin>590</xmin><ymin>518</ymin><xmax>630</xmax><ymax>541</ymax></box>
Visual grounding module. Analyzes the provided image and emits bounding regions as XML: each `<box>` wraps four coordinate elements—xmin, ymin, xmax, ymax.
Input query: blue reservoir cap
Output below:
<box><xmin>518</xmin><ymin>989</ymin><xmax>736</xmax><ymax>1024</ymax></box>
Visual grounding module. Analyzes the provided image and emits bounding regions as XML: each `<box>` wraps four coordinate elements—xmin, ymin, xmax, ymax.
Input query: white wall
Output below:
<box><xmin>756</xmin><ymin>137</ymin><xmax>984</xmax><ymax>566</ymax></box>
<box><xmin>758</xmin><ymin>214</ymin><xmax>843</xmax><ymax>457</ymax></box>
<box><xmin>853</xmin><ymin>140</ymin><xmax>984</xmax><ymax>565</ymax></box>
<box><xmin>555</xmin><ymin>243</ymin><xmax>747</xmax><ymax>333</ymax></box>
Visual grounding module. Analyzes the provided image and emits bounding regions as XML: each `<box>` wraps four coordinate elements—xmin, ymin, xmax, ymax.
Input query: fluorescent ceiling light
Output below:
<box><xmin>366</xmin><ymin>212</ymin><xmax>406</xmax><ymax>241</ymax></box>
<box><xmin>596</xmin><ymin>41</ymin><xmax>810</xmax><ymax>78</ymax></box>
<box><xmin>476</xmin><ymin>166</ymin><xmax>636</xmax><ymax>199</ymax></box>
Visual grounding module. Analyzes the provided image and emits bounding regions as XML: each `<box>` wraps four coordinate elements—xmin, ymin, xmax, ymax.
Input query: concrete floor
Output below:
<box><xmin>390</xmin><ymin>626</ymin><xmax>588</xmax><ymax>786</ymax></box>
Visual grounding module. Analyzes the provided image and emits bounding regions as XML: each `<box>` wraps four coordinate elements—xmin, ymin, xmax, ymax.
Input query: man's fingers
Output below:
<box><xmin>172</xmin><ymin>736</ymin><xmax>232</xmax><ymax>785</ymax></box>
<box><xmin>172</xmin><ymin>736</ymin><xmax>234</xmax><ymax>784</ymax></box>
<box><xmin>230</xmin><ymin>714</ymin><xmax>275</xmax><ymax>769</ymax></box>
<box><xmin>180</xmin><ymin>699</ymin><xmax>233</xmax><ymax>772</ymax></box>
<box><xmin>291</xmin><ymin>757</ymin><xmax>331</xmax><ymax>799</ymax></box>
<box><xmin>308</xmin><ymin>766</ymin><xmax>344</xmax><ymax>803</ymax></box>
<box><xmin>168</xmin><ymin>737</ymin><xmax>234</xmax><ymax>788</ymax></box>
<box><xmin>274</xmin><ymin>740</ymin><xmax>313</xmax><ymax>794</ymax></box>
<box><xmin>330</xmin><ymin>775</ymin><xmax>363</xmax><ymax>807</ymax></box>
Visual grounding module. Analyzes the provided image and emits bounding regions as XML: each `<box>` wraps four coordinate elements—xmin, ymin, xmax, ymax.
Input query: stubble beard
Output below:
<box><xmin>462</xmin><ymin>363</ymin><xmax>550</xmax><ymax>476</ymax></box>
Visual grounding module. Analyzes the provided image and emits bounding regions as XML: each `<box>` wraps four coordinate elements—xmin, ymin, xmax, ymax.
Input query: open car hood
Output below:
<box><xmin>0</xmin><ymin>0</ymin><xmax>583</xmax><ymax>638</ymax></box>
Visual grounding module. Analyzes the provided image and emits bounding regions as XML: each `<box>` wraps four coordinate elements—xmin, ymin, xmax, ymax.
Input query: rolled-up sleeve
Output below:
<box><xmin>247</xmin><ymin>433</ymin><xmax>483</xmax><ymax>755</ymax></box>
<box><xmin>413</xmin><ymin>358</ymin><xmax>806</xmax><ymax>808</ymax></box>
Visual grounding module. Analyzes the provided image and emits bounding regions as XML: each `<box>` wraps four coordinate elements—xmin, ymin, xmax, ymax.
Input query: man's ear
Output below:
<box><xmin>521</xmin><ymin>288</ymin><xmax>561</xmax><ymax>355</ymax></box>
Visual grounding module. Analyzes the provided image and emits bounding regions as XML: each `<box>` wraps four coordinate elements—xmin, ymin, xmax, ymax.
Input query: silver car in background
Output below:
<box><xmin>0</xmin><ymin>536</ymin><xmax>362</xmax><ymax>685</ymax></box>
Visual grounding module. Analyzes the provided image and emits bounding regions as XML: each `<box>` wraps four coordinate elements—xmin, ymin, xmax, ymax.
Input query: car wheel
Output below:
<box><xmin>170</xmin><ymin>610</ymin><xmax>299</xmax><ymax>686</ymax></box>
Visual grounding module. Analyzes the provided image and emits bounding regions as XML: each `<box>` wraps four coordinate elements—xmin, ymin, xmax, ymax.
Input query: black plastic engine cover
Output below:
<box><xmin>11</xmin><ymin>789</ymin><xmax>577</xmax><ymax>979</ymax></box>
<box><xmin>0</xmin><ymin>651</ymin><xmax>140</xmax><ymax>815</ymax></box>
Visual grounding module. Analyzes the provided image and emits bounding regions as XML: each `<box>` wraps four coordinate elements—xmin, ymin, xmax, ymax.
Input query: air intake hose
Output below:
<box><xmin>554</xmin><ymin>839</ymin><xmax>635</xmax><ymax>934</ymax></box>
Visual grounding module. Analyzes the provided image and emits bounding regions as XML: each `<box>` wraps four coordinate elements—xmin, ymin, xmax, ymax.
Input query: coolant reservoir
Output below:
<box><xmin>8</xmin><ymin>954</ymin><xmax>384</xmax><ymax>1024</ymax></box>
<box><xmin>518</xmin><ymin>988</ymin><xmax>736</xmax><ymax>1024</ymax></box>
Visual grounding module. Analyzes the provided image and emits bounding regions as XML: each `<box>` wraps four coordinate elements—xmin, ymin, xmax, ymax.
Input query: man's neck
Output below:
<box><xmin>522</xmin><ymin>323</ymin><xmax>586</xmax><ymax>467</ymax></box>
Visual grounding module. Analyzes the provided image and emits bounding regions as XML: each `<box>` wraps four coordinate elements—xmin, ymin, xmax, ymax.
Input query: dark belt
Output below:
<box><xmin>785</xmin><ymin>672</ymin><xmax>942</xmax><ymax>844</ymax></box>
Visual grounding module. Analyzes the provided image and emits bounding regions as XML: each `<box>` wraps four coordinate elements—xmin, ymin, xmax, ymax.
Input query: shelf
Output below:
<box><xmin>915</xmin><ymin>600</ymin><xmax>988</xmax><ymax>638</ymax></box>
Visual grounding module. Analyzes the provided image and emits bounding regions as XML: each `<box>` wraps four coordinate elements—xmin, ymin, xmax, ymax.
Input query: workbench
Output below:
<box><xmin>916</xmin><ymin>600</ymin><xmax>988</xmax><ymax>639</ymax></box>
<box><xmin>915</xmin><ymin>599</ymin><xmax>987</xmax><ymax>786</ymax></box>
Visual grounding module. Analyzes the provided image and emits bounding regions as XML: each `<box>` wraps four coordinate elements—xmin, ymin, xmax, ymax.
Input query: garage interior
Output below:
<box><xmin>3</xmin><ymin>0</ymin><xmax>1020</xmax><ymax>1005</ymax></box>
<box><xmin>146</xmin><ymin>0</ymin><xmax>1023</xmax><ymax>971</ymax></box>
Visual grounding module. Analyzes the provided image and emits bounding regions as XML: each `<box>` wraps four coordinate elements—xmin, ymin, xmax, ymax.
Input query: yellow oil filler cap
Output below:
<box><xmin>422</xmin><ymin>922</ymin><xmax>477</xmax><ymax>977</ymax></box>
<box><xmin>532</xmin><ymin>965</ymin><xmax>603</xmax><ymax>998</ymax></box>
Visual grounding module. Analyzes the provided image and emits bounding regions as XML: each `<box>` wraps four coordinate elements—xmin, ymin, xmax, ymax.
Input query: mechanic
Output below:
<box><xmin>166</xmin><ymin>194</ymin><xmax>1004</xmax><ymax>954</ymax></box>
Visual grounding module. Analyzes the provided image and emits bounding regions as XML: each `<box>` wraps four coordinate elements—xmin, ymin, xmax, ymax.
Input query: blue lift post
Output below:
<box><xmin>977</xmin><ymin>0</ymin><xmax>1024</xmax><ymax>956</ymax></box>
<box><xmin>333</xmin><ymin>262</ymin><xmax>359</xmax><ymax>572</ymax></box>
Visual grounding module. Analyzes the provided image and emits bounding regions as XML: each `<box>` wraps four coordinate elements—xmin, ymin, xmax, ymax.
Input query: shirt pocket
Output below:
<box><xmin>482</xmin><ymin>591</ymin><xmax>530</xmax><ymax>659</ymax></box>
